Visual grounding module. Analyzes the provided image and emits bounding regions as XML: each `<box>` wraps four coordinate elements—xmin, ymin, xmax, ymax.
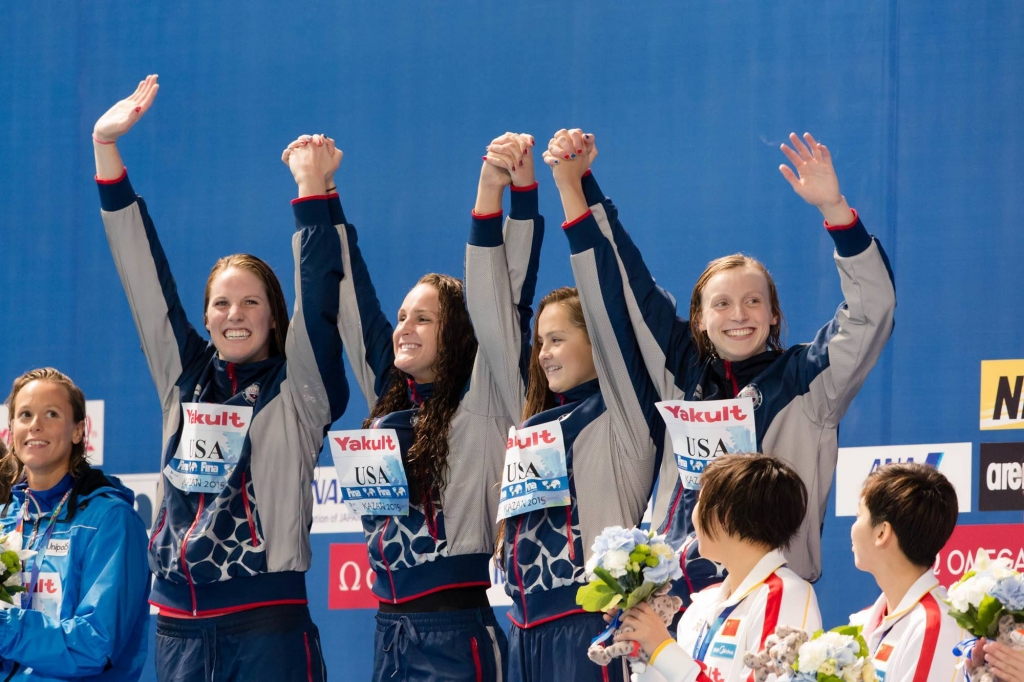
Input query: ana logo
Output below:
<box><xmin>875</xmin><ymin>643</ymin><xmax>894</xmax><ymax>662</ymax></box>
<box><xmin>737</xmin><ymin>384</ymin><xmax>762</xmax><ymax>410</ymax></box>
<box><xmin>869</xmin><ymin>451</ymin><xmax>943</xmax><ymax>473</ymax></box>
<box><xmin>244</xmin><ymin>383</ymin><xmax>260</xmax><ymax>405</ymax></box>
<box><xmin>720</xmin><ymin>618</ymin><xmax>741</xmax><ymax>637</ymax></box>
<box><xmin>979</xmin><ymin>443</ymin><xmax>1024</xmax><ymax>511</ymax></box>
<box><xmin>980</xmin><ymin>360</ymin><xmax>1024</xmax><ymax>430</ymax></box>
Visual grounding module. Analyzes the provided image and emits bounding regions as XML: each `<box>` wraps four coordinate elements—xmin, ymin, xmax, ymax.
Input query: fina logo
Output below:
<box><xmin>869</xmin><ymin>451</ymin><xmax>944</xmax><ymax>473</ymax></box>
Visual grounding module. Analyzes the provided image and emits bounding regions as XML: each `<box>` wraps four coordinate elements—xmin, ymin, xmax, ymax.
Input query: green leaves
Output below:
<box><xmin>977</xmin><ymin>595</ymin><xmax>1004</xmax><ymax>637</ymax></box>
<box><xmin>576</xmin><ymin>580</ymin><xmax>623</xmax><ymax>612</ymax></box>
<box><xmin>624</xmin><ymin>582</ymin><xmax>659</xmax><ymax>610</ymax></box>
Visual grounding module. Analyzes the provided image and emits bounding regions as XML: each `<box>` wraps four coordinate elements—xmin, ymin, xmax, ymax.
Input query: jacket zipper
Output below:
<box><xmin>227</xmin><ymin>362</ymin><xmax>238</xmax><ymax>394</ymax></box>
<box><xmin>470</xmin><ymin>637</ymin><xmax>483</xmax><ymax>682</ymax></box>
<box><xmin>149</xmin><ymin>507</ymin><xmax>168</xmax><ymax>551</ymax></box>
<box><xmin>724</xmin><ymin>360</ymin><xmax>739</xmax><ymax>397</ymax></box>
<box><xmin>180</xmin><ymin>493</ymin><xmax>205</xmax><ymax>616</ymax></box>
<box><xmin>379</xmin><ymin>517</ymin><xmax>397</xmax><ymax>603</ymax></box>
<box><xmin>240</xmin><ymin>472</ymin><xmax>260</xmax><ymax>547</ymax></box>
<box><xmin>513</xmin><ymin>516</ymin><xmax>528</xmax><ymax>624</ymax></box>
<box><xmin>565</xmin><ymin>506</ymin><xmax>576</xmax><ymax>561</ymax></box>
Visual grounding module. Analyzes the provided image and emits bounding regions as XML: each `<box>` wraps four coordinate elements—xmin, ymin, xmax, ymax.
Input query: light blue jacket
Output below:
<box><xmin>0</xmin><ymin>468</ymin><xmax>150</xmax><ymax>681</ymax></box>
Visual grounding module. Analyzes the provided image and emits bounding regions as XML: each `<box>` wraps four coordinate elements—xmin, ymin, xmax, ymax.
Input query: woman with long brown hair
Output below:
<box><xmin>472</xmin><ymin>132</ymin><xmax>665</xmax><ymax>682</ymax></box>
<box><xmin>0</xmin><ymin>368</ymin><xmax>150</xmax><ymax>681</ymax></box>
<box><xmin>94</xmin><ymin>75</ymin><xmax>349</xmax><ymax>681</ymax></box>
<box><xmin>336</xmin><ymin>132</ymin><xmax>542</xmax><ymax>680</ymax></box>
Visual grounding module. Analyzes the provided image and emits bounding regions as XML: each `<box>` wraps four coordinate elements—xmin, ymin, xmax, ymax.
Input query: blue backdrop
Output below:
<box><xmin>1</xmin><ymin>2</ymin><xmax>1022</xmax><ymax>679</ymax></box>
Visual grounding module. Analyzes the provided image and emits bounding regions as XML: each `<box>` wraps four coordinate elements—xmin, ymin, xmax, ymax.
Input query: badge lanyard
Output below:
<box><xmin>17</xmin><ymin>489</ymin><xmax>72</xmax><ymax>611</ymax></box>
<box><xmin>692</xmin><ymin>601</ymin><xmax>740</xmax><ymax>661</ymax></box>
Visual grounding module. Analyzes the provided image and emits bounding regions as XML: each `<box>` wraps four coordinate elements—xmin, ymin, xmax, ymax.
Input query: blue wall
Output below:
<box><xmin>1</xmin><ymin>2</ymin><xmax>1022</xmax><ymax>679</ymax></box>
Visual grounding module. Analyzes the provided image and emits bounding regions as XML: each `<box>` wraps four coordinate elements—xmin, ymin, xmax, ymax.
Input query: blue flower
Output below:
<box><xmin>990</xmin><ymin>575</ymin><xmax>1024</xmax><ymax>611</ymax></box>
<box><xmin>591</xmin><ymin>526</ymin><xmax>640</xmax><ymax>558</ymax></box>
<box><xmin>643</xmin><ymin>552</ymin><xmax>683</xmax><ymax>584</ymax></box>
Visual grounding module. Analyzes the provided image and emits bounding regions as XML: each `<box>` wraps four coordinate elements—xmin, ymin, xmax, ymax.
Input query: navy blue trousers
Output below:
<box><xmin>155</xmin><ymin>604</ymin><xmax>326</xmax><ymax>682</ymax></box>
<box><xmin>372</xmin><ymin>608</ymin><xmax>508</xmax><ymax>682</ymax></box>
<box><xmin>508</xmin><ymin>612</ymin><xmax>629</xmax><ymax>682</ymax></box>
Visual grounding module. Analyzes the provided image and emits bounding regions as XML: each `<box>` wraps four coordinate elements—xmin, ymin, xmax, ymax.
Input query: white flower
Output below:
<box><xmin>3</xmin><ymin>572</ymin><xmax>20</xmax><ymax>587</ymax></box>
<box><xmin>948</xmin><ymin>574</ymin><xmax>996</xmax><ymax>612</ymax></box>
<box><xmin>797</xmin><ymin>639</ymin><xmax>830</xmax><ymax>673</ymax></box>
<box><xmin>603</xmin><ymin>549</ymin><xmax>630</xmax><ymax>578</ymax></box>
<box><xmin>0</xmin><ymin>531</ymin><xmax>36</xmax><ymax>561</ymax></box>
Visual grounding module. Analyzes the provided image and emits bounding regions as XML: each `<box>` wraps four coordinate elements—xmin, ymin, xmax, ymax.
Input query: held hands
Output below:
<box><xmin>613</xmin><ymin>602</ymin><xmax>675</xmax><ymax>659</ymax></box>
<box><xmin>281</xmin><ymin>134</ymin><xmax>338</xmax><ymax>197</ymax></box>
<box><xmin>481</xmin><ymin>132</ymin><xmax>536</xmax><ymax>189</ymax></box>
<box><xmin>779</xmin><ymin>132</ymin><xmax>854</xmax><ymax>225</ymax></box>
<box><xmin>93</xmin><ymin>75</ymin><xmax>160</xmax><ymax>144</ymax></box>
<box><xmin>971</xmin><ymin>638</ymin><xmax>1024</xmax><ymax>682</ymax></box>
<box><xmin>542</xmin><ymin>128</ymin><xmax>597</xmax><ymax>188</ymax></box>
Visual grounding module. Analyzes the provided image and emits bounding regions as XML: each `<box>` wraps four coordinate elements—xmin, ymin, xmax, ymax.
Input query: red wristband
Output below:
<box><xmin>92</xmin><ymin>134</ymin><xmax>116</xmax><ymax>145</ymax></box>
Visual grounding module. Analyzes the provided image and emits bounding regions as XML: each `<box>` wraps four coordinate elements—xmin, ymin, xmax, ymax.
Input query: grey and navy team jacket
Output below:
<box><xmin>577</xmin><ymin>171</ymin><xmax>896</xmax><ymax>583</ymax></box>
<box><xmin>334</xmin><ymin>186</ymin><xmax>541</xmax><ymax>604</ymax></box>
<box><xmin>99</xmin><ymin>172</ymin><xmax>349</xmax><ymax>615</ymax></box>
<box><xmin>467</xmin><ymin>189</ymin><xmax>666</xmax><ymax>629</ymax></box>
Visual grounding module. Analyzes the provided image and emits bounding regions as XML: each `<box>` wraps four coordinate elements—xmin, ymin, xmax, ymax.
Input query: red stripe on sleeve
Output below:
<box><xmin>911</xmin><ymin>593</ymin><xmax>942</xmax><ymax>682</ymax></box>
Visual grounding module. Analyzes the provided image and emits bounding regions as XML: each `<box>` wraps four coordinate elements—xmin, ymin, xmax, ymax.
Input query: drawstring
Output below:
<box><xmin>556</xmin><ymin>393</ymin><xmax>565</xmax><ymax>406</ymax></box>
<box><xmin>382</xmin><ymin>616</ymin><xmax>420</xmax><ymax>679</ymax></box>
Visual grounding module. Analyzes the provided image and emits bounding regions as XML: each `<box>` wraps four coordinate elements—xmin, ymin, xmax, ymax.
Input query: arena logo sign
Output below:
<box><xmin>0</xmin><ymin>401</ymin><xmax>105</xmax><ymax>465</ymax></box>
<box><xmin>979</xmin><ymin>443</ymin><xmax>1024</xmax><ymax>511</ymax></box>
<box><xmin>980</xmin><ymin>359</ymin><xmax>1024</xmax><ymax>430</ymax></box>
<box><xmin>933</xmin><ymin>523</ymin><xmax>1024</xmax><ymax>587</ymax></box>
<box><xmin>834</xmin><ymin>443</ymin><xmax>972</xmax><ymax>516</ymax></box>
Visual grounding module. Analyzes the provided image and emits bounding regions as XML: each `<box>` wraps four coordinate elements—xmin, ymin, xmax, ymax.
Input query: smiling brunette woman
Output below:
<box><xmin>0</xmin><ymin>368</ymin><xmax>150</xmax><ymax>682</ymax></box>
<box><xmin>332</xmin><ymin>132</ymin><xmax>545</xmax><ymax>681</ymax></box>
<box><xmin>93</xmin><ymin>75</ymin><xmax>349</xmax><ymax>681</ymax></box>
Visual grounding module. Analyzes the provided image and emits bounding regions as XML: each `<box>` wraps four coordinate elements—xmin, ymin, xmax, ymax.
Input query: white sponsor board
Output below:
<box><xmin>834</xmin><ymin>443</ymin><xmax>973</xmax><ymax>516</ymax></box>
<box><xmin>312</xmin><ymin>465</ymin><xmax>365</xmax><ymax>534</ymax></box>
<box><xmin>1</xmin><ymin>400</ymin><xmax>105</xmax><ymax>465</ymax></box>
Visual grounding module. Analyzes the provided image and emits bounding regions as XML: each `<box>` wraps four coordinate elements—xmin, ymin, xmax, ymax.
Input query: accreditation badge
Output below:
<box><xmin>164</xmin><ymin>403</ymin><xmax>252</xmax><ymax>494</ymax></box>
<box><xmin>496</xmin><ymin>421</ymin><xmax>570</xmax><ymax>522</ymax></box>
<box><xmin>655</xmin><ymin>398</ymin><xmax>756</xmax><ymax>490</ymax></box>
<box><xmin>872</xmin><ymin>642</ymin><xmax>894</xmax><ymax>681</ymax></box>
<box><xmin>328</xmin><ymin>428</ymin><xmax>409</xmax><ymax>516</ymax></box>
<box><xmin>20</xmin><ymin>571</ymin><xmax>63</xmax><ymax>620</ymax></box>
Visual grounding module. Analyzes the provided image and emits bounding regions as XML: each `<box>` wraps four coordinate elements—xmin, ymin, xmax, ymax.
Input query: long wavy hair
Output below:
<box><xmin>1</xmin><ymin>368</ymin><xmax>88</xmax><ymax>505</ymax></box>
<box><xmin>204</xmin><ymin>254</ymin><xmax>290</xmax><ymax>359</ymax></box>
<box><xmin>363</xmin><ymin>273</ymin><xmax>478</xmax><ymax>508</ymax></box>
<box><xmin>689</xmin><ymin>254</ymin><xmax>786</xmax><ymax>362</ymax></box>
<box><xmin>495</xmin><ymin>287</ymin><xmax>591</xmax><ymax>564</ymax></box>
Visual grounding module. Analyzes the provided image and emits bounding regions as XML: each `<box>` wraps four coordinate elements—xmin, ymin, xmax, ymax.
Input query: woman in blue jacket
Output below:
<box><xmin>93</xmin><ymin>76</ymin><xmax>349</xmax><ymax>681</ymax></box>
<box><xmin>0</xmin><ymin>367</ymin><xmax>150</xmax><ymax>681</ymax></box>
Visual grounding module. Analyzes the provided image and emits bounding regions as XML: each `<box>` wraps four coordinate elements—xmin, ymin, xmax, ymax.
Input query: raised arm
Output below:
<box><xmin>778</xmin><ymin>132</ymin><xmax>896</xmax><ymax>426</ymax></box>
<box><xmin>96</xmin><ymin>75</ymin><xmax>208</xmax><ymax>406</ymax></box>
<box><xmin>288</xmin><ymin>146</ymin><xmax>395</xmax><ymax>412</ymax></box>
<box><xmin>280</xmin><ymin>135</ymin><xmax>349</xmax><ymax>428</ymax></box>
<box><xmin>545</xmin><ymin>129</ymin><xmax>665</xmax><ymax>470</ymax></box>
<box><xmin>465</xmin><ymin>133</ymin><xmax>543</xmax><ymax>421</ymax></box>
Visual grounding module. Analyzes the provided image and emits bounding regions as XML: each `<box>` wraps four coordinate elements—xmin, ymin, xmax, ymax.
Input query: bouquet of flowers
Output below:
<box><xmin>576</xmin><ymin>526</ymin><xmax>684</xmax><ymax>669</ymax></box>
<box><xmin>0</xmin><ymin>530</ymin><xmax>36</xmax><ymax>609</ymax></box>
<box><xmin>745</xmin><ymin>624</ymin><xmax>876</xmax><ymax>682</ymax></box>
<box><xmin>945</xmin><ymin>550</ymin><xmax>1024</xmax><ymax>681</ymax></box>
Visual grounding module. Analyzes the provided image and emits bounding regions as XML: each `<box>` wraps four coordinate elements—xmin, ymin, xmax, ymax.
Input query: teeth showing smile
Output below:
<box><xmin>399</xmin><ymin>343</ymin><xmax>421</xmax><ymax>351</ymax></box>
<box><xmin>25</xmin><ymin>440</ymin><xmax>49</xmax><ymax>446</ymax></box>
<box><xmin>543</xmin><ymin>365</ymin><xmax>562</xmax><ymax>373</ymax></box>
<box><xmin>224</xmin><ymin>330</ymin><xmax>251</xmax><ymax>340</ymax></box>
<box><xmin>724</xmin><ymin>329</ymin><xmax>754</xmax><ymax>338</ymax></box>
